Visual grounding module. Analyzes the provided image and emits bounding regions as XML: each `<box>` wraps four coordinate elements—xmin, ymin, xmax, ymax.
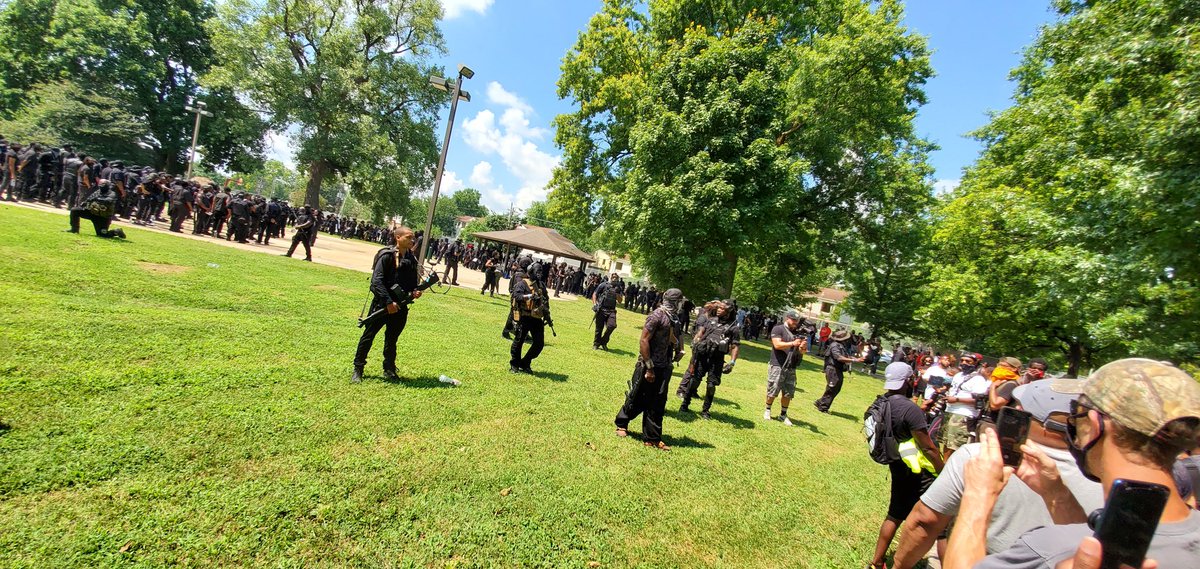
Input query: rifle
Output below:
<box><xmin>357</xmin><ymin>273</ymin><xmax>440</xmax><ymax>328</ymax></box>
<box><xmin>545</xmin><ymin>317</ymin><xmax>557</xmax><ymax>337</ymax></box>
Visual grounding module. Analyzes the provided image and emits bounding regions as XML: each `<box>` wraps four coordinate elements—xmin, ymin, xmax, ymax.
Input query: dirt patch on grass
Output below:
<box><xmin>137</xmin><ymin>262</ymin><xmax>190</xmax><ymax>275</ymax></box>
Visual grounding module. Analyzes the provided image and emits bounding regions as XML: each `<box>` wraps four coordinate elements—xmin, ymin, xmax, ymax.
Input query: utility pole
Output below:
<box><xmin>184</xmin><ymin>101</ymin><xmax>213</xmax><ymax>179</ymax></box>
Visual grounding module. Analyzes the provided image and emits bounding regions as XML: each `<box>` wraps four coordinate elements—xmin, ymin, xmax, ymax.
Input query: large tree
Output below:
<box><xmin>550</xmin><ymin>0</ymin><xmax>933</xmax><ymax>303</ymax></box>
<box><xmin>0</xmin><ymin>0</ymin><xmax>267</xmax><ymax>172</ymax></box>
<box><xmin>207</xmin><ymin>0</ymin><xmax>446</xmax><ymax>217</ymax></box>
<box><xmin>922</xmin><ymin>0</ymin><xmax>1200</xmax><ymax>373</ymax></box>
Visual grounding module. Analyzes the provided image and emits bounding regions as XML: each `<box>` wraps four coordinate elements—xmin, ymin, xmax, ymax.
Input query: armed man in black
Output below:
<box><xmin>592</xmin><ymin>273</ymin><xmax>620</xmax><ymax>350</ymax></box>
<box><xmin>66</xmin><ymin>180</ymin><xmax>126</xmax><ymax>239</ymax></box>
<box><xmin>614</xmin><ymin>288</ymin><xmax>685</xmax><ymax>451</ymax></box>
<box><xmin>352</xmin><ymin>226</ymin><xmax>422</xmax><ymax>383</ymax></box>
<box><xmin>679</xmin><ymin>299</ymin><xmax>741</xmax><ymax>419</ymax></box>
<box><xmin>509</xmin><ymin>260</ymin><xmax>553</xmax><ymax>374</ymax></box>
<box><xmin>813</xmin><ymin>329</ymin><xmax>864</xmax><ymax>414</ymax></box>
<box><xmin>285</xmin><ymin>205</ymin><xmax>315</xmax><ymax>260</ymax></box>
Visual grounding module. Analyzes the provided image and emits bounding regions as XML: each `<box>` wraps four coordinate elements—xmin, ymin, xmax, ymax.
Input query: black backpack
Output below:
<box><xmin>863</xmin><ymin>395</ymin><xmax>902</xmax><ymax>464</ymax></box>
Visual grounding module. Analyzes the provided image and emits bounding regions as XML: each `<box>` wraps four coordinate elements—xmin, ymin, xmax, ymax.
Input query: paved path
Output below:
<box><xmin>2</xmin><ymin>200</ymin><xmax>580</xmax><ymax>301</ymax></box>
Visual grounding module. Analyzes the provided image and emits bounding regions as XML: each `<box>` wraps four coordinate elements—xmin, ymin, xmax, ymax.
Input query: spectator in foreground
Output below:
<box><xmin>944</xmin><ymin>358</ymin><xmax>1200</xmax><ymax>569</ymax></box>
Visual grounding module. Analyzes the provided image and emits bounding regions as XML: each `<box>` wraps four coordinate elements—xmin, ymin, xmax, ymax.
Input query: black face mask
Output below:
<box><xmin>1066</xmin><ymin>407</ymin><xmax>1105</xmax><ymax>483</ymax></box>
<box><xmin>959</xmin><ymin>363</ymin><xmax>977</xmax><ymax>375</ymax></box>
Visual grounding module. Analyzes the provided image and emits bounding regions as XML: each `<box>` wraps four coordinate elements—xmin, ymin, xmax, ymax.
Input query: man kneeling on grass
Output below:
<box><xmin>614</xmin><ymin>288</ymin><xmax>685</xmax><ymax>451</ymax></box>
<box><xmin>66</xmin><ymin>180</ymin><xmax>125</xmax><ymax>239</ymax></box>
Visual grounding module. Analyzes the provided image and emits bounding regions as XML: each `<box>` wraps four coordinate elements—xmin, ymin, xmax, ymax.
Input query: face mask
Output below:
<box><xmin>959</xmin><ymin>363</ymin><xmax>977</xmax><ymax>375</ymax></box>
<box><xmin>1067</xmin><ymin>412</ymin><xmax>1105</xmax><ymax>483</ymax></box>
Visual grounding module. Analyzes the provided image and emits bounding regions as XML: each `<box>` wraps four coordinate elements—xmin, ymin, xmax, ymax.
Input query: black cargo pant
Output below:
<box><xmin>615</xmin><ymin>361</ymin><xmax>673</xmax><ymax>443</ymax></box>
<box><xmin>593</xmin><ymin>308</ymin><xmax>617</xmax><ymax>347</ymax></box>
<box><xmin>353</xmin><ymin>305</ymin><xmax>408</xmax><ymax>371</ymax></box>
<box><xmin>680</xmin><ymin>353</ymin><xmax>724</xmax><ymax>412</ymax></box>
<box><xmin>69</xmin><ymin>208</ymin><xmax>117</xmax><ymax>237</ymax></box>
<box><xmin>286</xmin><ymin>230</ymin><xmax>312</xmax><ymax>259</ymax></box>
<box><xmin>814</xmin><ymin>365</ymin><xmax>845</xmax><ymax>412</ymax></box>
<box><xmin>510</xmin><ymin>316</ymin><xmax>545</xmax><ymax>369</ymax></box>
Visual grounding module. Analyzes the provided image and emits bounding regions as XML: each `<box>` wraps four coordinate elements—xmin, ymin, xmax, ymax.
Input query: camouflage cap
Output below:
<box><xmin>1083</xmin><ymin>358</ymin><xmax>1200</xmax><ymax>437</ymax></box>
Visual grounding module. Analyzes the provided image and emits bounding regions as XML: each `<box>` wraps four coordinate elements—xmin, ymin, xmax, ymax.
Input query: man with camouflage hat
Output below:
<box><xmin>948</xmin><ymin>359</ymin><xmax>1200</xmax><ymax>569</ymax></box>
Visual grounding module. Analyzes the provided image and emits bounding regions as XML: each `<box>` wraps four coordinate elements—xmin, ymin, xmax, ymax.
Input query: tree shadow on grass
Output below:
<box><xmin>663</xmin><ymin>435</ymin><xmax>714</xmax><ymax>449</ymax></box>
<box><xmin>666</xmin><ymin>409</ymin><xmax>755</xmax><ymax>430</ymax></box>
<box><xmin>529</xmin><ymin>370</ymin><xmax>568</xmax><ymax>382</ymax></box>
<box><xmin>378</xmin><ymin>374</ymin><xmax>457</xmax><ymax>388</ymax></box>
<box><xmin>829</xmin><ymin>410</ymin><xmax>859</xmax><ymax>422</ymax></box>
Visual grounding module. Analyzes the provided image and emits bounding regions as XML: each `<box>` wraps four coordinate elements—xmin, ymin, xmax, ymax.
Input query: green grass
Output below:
<box><xmin>0</xmin><ymin>204</ymin><xmax>896</xmax><ymax>568</ymax></box>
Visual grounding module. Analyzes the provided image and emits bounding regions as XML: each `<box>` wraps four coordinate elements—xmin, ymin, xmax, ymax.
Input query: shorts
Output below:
<box><xmin>937</xmin><ymin>413</ymin><xmax>972</xmax><ymax>451</ymax></box>
<box><xmin>766</xmin><ymin>365</ymin><xmax>796</xmax><ymax>398</ymax></box>
<box><xmin>888</xmin><ymin>461</ymin><xmax>936</xmax><ymax>520</ymax></box>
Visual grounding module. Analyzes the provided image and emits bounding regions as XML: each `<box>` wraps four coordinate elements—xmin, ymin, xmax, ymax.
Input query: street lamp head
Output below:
<box><xmin>429</xmin><ymin>75</ymin><xmax>449</xmax><ymax>92</ymax></box>
<box><xmin>458</xmin><ymin>90</ymin><xmax>471</xmax><ymax>102</ymax></box>
<box><xmin>457</xmin><ymin>64</ymin><xmax>474</xmax><ymax>79</ymax></box>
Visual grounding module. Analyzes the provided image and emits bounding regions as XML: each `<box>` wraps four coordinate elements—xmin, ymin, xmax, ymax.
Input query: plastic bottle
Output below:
<box><xmin>438</xmin><ymin>374</ymin><xmax>461</xmax><ymax>386</ymax></box>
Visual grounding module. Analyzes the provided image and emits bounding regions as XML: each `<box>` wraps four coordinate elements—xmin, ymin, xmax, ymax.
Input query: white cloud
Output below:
<box><xmin>441</xmin><ymin>0</ymin><xmax>492</xmax><ymax>19</ymax></box>
<box><xmin>439</xmin><ymin>169</ymin><xmax>465</xmax><ymax>195</ymax></box>
<box><xmin>264</xmin><ymin>130</ymin><xmax>296</xmax><ymax>169</ymax></box>
<box><xmin>486</xmin><ymin>82</ymin><xmax>533</xmax><ymax>114</ymax></box>
<box><xmin>460</xmin><ymin>83</ymin><xmax>561</xmax><ymax>210</ymax></box>
<box><xmin>933</xmin><ymin>179</ymin><xmax>961</xmax><ymax>196</ymax></box>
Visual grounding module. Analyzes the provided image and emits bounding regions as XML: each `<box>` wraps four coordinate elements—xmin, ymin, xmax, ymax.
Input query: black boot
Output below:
<box><xmin>351</xmin><ymin>367</ymin><xmax>364</xmax><ymax>383</ymax></box>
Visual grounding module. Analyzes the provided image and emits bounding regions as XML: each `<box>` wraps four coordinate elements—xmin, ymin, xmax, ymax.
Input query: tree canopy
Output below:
<box><xmin>550</xmin><ymin>0</ymin><xmax>934</xmax><ymax>304</ymax></box>
<box><xmin>920</xmin><ymin>0</ymin><xmax>1200</xmax><ymax>372</ymax></box>
<box><xmin>207</xmin><ymin>0</ymin><xmax>447</xmax><ymax>219</ymax></box>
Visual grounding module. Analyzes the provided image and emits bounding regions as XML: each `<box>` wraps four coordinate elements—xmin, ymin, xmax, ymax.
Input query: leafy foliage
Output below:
<box><xmin>922</xmin><ymin>0</ymin><xmax>1200</xmax><ymax>372</ymax></box>
<box><xmin>0</xmin><ymin>0</ymin><xmax>267</xmax><ymax>172</ymax></box>
<box><xmin>551</xmin><ymin>0</ymin><xmax>934</xmax><ymax>305</ymax></box>
<box><xmin>207</xmin><ymin>0</ymin><xmax>446</xmax><ymax>218</ymax></box>
<box><xmin>0</xmin><ymin>81</ymin><xmax>157</xmax><ymax>164</ymax></box>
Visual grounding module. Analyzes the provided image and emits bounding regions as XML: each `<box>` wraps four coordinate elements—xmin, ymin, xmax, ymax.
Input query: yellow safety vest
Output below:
<box><xmin>898</xmin><ymin>439</ymin><xmax>937</xmax><ymax>474</ymax></box>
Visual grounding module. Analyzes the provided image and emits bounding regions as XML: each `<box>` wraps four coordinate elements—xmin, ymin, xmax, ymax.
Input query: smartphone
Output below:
<box><xmin>996</xmin><ymin>407</ymin><xmax>1032</xmax><ymax>467</ymax></box>
<box><xmin>1092</xmin><ymin>479</ymin><xmax>1169</xmax><ymax>569</ymax></box>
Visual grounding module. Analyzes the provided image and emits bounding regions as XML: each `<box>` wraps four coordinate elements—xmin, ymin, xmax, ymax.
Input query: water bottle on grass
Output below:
<box><xmin>438</xmin><ymin>374</ymin><xmax>461</xmax><ymax>386</ymax></box>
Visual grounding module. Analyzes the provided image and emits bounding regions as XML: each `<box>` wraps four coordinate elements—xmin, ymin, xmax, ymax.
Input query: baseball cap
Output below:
<box><xmin>884</xmin><ymin>362</ymin><xmax>913</xmax><ymax>390</ymax></box>
<box><xmin>785</xmin><ymin>309</ymin><xmax>801</xmax><ymax>320</ymax></box>
<box><xmin>1013</xmin><ymin>379</ymin><xmax>1084</xmax><ymax>424</ymax></box>
<box><xmin>1082</xmin><ymin>358</ymin><xmax>1200</xmax><ymax>438</ymax></box>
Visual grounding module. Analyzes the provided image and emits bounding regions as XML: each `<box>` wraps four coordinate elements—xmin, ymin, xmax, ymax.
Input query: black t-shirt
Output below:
<box><xmin>888</xmin><ymin>394</ymin><xmax>929</xmax><ymax>442</ymax></box>
<box><xmin>370</xmin><ymin>248</ymin><xmax>419</xmax><ymax>307</ymax></box>
<box><xmin>824</xmin><ymin>340</ymin><xmax>848</xmax><ymax>370</ymax></box>
<box><xmin>644</xmin><ymin>308</ymin><xmax>681</xmax><ymax>368</ymax></box>
<box><xmin>594</xmin><ymin>281</ymin><xmax>618</xmax><ymax>309</ymax></box>
<box><xmin>769</xmin><ymin>324</ymin><xmax>798</xmax><ymax>368</ymax></box>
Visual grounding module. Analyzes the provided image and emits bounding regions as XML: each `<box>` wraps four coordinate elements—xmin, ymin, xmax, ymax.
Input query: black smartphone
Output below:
<box><xmin>996</xmin><ymin>407</ymin><xmax>1032</xmax><ymax>467</ymax></box>
<box><xmin>1093</xmin><ymin>479</ymin><xmax>1169</xmax><ymax>569</ymax></box>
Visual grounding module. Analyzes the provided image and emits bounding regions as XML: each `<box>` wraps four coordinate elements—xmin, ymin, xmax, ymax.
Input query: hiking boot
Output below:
<box><xmin>700</xmin><ymin>411</ymin><xmax>711</xmax><ymax>420</ymax></box>
<box><xmin>112</xmin><ymin>228</ymin><xmax>126</xmax><ymax>239</ymax></box>
<box><xmin>382</xmin><ymin>369</ymin><xmax>400</xmax><ymax>381</ymax></box>
<box><xmin>351</xmin><ymin>367</ymin><xmax>363</xmax><ymax>383</ymax></box>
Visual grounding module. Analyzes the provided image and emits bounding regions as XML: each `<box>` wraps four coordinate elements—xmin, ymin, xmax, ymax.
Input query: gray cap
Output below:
<box><xmin>1013</xmin><ymin>379</ymin><xmax>1084</xmax><ymax>424</ymax></box>
<box><xmin>884</xmin><ymin>362</ymin><xmax>913</xmax><ymax>390</ymax></box>
<box><xmin>785</xmin><ymin>309</ymin><xmax>801</xmax><ymax>320</ymax></box>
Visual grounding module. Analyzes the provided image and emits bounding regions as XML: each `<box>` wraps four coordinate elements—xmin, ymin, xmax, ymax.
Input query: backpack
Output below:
<box><xmin>84</xmin><ymin>190</ymin><xmax>118</xmax><ymax>218</ymax></box>
<box><xmin>863</xmin><ymin>395</ymin><xmax>902</xmax><ymax>464</ymax></box>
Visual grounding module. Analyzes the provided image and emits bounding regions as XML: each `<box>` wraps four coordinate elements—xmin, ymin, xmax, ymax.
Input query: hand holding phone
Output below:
<box><xmin>1091</xmin><ymin>479</ymin><xmax>1169</xmax><ymax>569</ymax></box>
<box><xmin>996</xmin><ymin>407</ymin><xmax>1032</xmax><ymax>467</ymax></box>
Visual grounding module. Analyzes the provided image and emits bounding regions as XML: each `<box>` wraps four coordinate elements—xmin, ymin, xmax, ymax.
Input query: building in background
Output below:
<box><xmin>592</xmin><ymin>250</ymin><xmax>634</xmax><ymax>278</ymax></box>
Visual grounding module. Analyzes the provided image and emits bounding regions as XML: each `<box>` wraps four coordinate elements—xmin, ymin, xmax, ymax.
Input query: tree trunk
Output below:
<box><xmin>718</xmin><ymin>251</ymin><xmax>738</xmax><ymax>299</ymax></box>
<box><xmin>305</xmin><ymin>158</ymin><xmax>329</xmax><ymax>208</ymax></box>
<box><xmin>1066</xmin><ymin>340</ymin><xmax>1084</xmax><ymax>378</ymax></box>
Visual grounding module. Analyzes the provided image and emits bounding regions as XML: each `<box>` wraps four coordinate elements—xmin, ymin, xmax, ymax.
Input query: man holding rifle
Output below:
<box><xmin>764</xmin><ymin>309</ymin><xmax>807</xmax><ymax>426</ymax></box>
<box><xmin>352</xmin><ymin>226</ymin><xmax>423</xmax><ymax>383</ymax></box>
<box><xmin>509</xmin><ymin>260</ymin><xmax>554</xmax><ymax>374</ymax></box>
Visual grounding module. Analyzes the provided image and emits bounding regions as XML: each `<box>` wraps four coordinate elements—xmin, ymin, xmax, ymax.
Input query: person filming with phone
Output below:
<box><xmin>943</xmin><ymin>358</ymin><xmax>1200</xmax><ymax>569</ymax></box>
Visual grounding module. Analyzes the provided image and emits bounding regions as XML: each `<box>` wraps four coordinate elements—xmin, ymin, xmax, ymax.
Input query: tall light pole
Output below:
<box><xmin>418</xmin><ymin>63</ymin><xmax>473</xmax><ymax>267</ymax></box>
<box><xmin>184</xmin><ymin>101</ymin><xmax>213</xmax><ymax>179</ymax></box>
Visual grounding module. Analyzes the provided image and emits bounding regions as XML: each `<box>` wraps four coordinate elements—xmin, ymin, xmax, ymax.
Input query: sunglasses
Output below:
<box><xmin>1067</xmin><ymin>398</ymin><xmax>1107</xmax><ymax>449</ymax></box>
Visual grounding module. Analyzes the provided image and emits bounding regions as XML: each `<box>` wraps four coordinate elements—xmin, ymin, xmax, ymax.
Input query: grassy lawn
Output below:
<box><xmin>0</xmin><ymin>204</ymin><xmax>896</xmax><ymax>568</ymax></box>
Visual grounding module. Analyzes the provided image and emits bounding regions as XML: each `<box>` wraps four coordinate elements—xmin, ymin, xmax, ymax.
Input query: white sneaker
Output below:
<box><xmin>782</xmin><ymin>417</ymin><xmax>793</xmax><ymax>427</ymax></box>
<box><xmin>763</xmin><ymin>409</ymin><xmax>772</xmax><ymax>421</ymax></box>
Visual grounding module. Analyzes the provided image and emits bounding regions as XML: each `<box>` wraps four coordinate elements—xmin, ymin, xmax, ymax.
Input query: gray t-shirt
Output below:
<box><xmin>920</xmin><ymin>442</ymin><xmax>1104</xmax><ymax>553</ymax></box>
<box><xmin>975</xmin><ymin>509</ymin><xmax>1200</xmax><ymax>569</ymax></box>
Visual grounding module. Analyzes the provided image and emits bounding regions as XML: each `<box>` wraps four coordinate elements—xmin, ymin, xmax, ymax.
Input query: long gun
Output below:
<box><xmin>357</xmin><ymin>273</ymin><xmax>440</xmax><ymax>328</ymax></box>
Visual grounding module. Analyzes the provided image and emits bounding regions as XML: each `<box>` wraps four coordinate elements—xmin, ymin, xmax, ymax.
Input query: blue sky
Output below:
<box><xmin>267</xmin><ymin>0</ymin><xmax>1060</xmax><ymax>212</ymax></box>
